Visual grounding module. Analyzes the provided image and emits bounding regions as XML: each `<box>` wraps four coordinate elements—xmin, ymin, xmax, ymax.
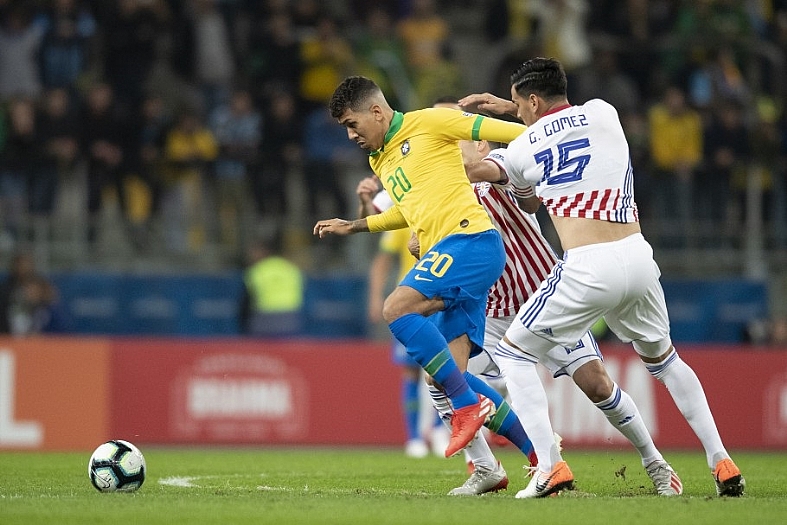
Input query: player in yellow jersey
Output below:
<box><xmin>314</xmin><ymin>76</ymin><xmax>527</xmax><ymax>458</ymax></box>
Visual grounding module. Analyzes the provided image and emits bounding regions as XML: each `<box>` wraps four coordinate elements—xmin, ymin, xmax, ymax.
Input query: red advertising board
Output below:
<box><xmin>110</xmin><ymin>339</ymin><xmax>403</xmax><ymax>446</ymax></box>
<box><xmin>2</xmin><ymin>337</ymin><xmax>786</xmax><ymax>451</ymax></box>
<box><xmin>0</xmin><ymin>337</ymin><xmax>111</xmax><ymax>450</ymax></box>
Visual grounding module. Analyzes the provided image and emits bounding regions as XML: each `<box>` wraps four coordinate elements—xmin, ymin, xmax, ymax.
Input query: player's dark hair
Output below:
<box><xmin>510</xmin><ymin>57</ymin><xmax>567</xmax><ymax>100</ymax></box>
<box><xmin>329</xmin><ymin>76</ymin><xmax>381</xmax><ymax>118</ymax></box>
<box><xmin>433</xmin><ymin>95</ymin><xmax>459</xmax><ymax>105</ymax></box>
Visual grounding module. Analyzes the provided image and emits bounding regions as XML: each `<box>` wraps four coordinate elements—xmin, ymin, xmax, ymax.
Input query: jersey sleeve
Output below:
<box><xmin>367</xmin><ymin>204</ymin><xmax>408</xmax><ymax>232</ymax></box>
<box><xmin>420</xmin><ymin>107</ymin><xmax>526</xmax><ymax>144</ymax></box>
<box><xmin>484</xmin><ymin>147</ymin><xmax>535</xmax><ymax>197</ymax></box>
<box><xmin>498</xmin><ymin>136</ymin><xmax>536</xmax><ymax>188</ymax></box>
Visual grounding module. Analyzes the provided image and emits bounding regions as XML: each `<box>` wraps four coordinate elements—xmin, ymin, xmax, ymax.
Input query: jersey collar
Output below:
<box><xmin>542</xmin><ymin>103</ymin><xmax>572</xmax><ymax>118</ymax></box>
<box><xmin>369</xmin><ymin>110</ymin><xmax>404</xmax><ymax>157</ymax></box>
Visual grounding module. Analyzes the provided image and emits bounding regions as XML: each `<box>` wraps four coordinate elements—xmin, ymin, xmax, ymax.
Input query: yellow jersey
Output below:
<box><xmin>379</xmin><ymin>227</ymin><xmax>416</xmax><ymax>282</ymax></box>
<box><xmin>365</xmin><ymin>107</ymin><xmax>526</xmax><ymax>253</ymax></box>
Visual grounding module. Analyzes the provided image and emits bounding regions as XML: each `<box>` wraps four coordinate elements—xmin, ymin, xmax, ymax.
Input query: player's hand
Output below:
<box><xmin>314</xmin><ymin>218</ymin><xmax>354</xmax><ymax>237</ymax></box>
<box><xmin>356</xmin><ymin>176</ymin><xmax>380</xmax><ymax>198</ymax></box>
<box><xmin>459</xmin><ymin>93</ymin><xmax>518</xmax><ymax>118</ymax></box>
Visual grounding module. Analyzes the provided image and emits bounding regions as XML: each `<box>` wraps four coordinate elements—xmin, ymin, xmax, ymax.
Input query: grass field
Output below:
<box><xmin>1</xmin><ymin>447</ymin><xmax>785</xmax><ymax>524</ymax></box>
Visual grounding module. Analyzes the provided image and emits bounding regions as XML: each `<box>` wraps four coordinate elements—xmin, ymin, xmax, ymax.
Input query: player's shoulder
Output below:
<box><xmin>581</xmin><ymin>98</ymin><xmax>619</xmax><ymax>118</ymax></box>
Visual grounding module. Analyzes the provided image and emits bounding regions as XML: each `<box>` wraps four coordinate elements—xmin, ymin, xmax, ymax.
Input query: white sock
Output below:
<box><xmin>428</xmin><ymin>384</ymin><xmax>496</xmax><ymax>471</ymax></box>
<box><xmin>496</xmin><ymin>347</ymin><xmax>562</xmax><ymax>472</ymax></box>
<box><xmin>648</xmin><ymin>351</ymin><xmax>729</xmax><ymax>468</ymax></box>
<box><xmin>594</xmin><ymin>383</ymin><xmax>662</xmax><ymax>466</ymax></box>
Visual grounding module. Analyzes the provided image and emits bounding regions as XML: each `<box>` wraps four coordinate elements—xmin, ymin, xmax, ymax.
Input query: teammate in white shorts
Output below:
<box><xmin>459</xmin><ymin>57</ymin><xmax>745</xmax><ymax>498</ymax></box>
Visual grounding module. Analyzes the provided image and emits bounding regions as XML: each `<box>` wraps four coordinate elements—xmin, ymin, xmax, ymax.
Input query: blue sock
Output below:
<box><xmin>389</xmin><ymin>313</ymin><xmax>477</xmax><ymax>409</ymax></box>
<box><xmin>402</xmin><ymin>377</ymin><xmax>420</xmax><ymax>440</ymax></box>
<box><xmin>464</xmin><ymin>372</ymin><xmax>535</xmax><ymax>459</ymax></box>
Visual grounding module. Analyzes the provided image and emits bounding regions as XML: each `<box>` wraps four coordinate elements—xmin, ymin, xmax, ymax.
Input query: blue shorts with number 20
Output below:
<box><xmin>400</xmin><ymin>229</ymin><xmax>505</xmax><ymax>353</ymax></box>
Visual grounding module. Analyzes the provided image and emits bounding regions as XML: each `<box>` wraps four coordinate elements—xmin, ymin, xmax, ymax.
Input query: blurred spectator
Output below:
<box><xmin>245</xmin><ymin>8</ymin><xmax>303</xmax><ymax>102</ymax></box>
<box><xmin>301</xmin><ymin>107</ymin><xmax>356</xmax><ymax>239</ymax></box>
<box><xmin>299</xmin><ymin>14</ymin><xmax>355</xmax><ymax>113</ymax></box>
<box><xmin>38</xmin><ymin>0</ymin><xmax>97</xmax><ymax>91</ymax></box>
<box><xmin>100</xmin><ymin>0</ymin><xmax>168</xmax><ymax>112</ymax></box>
<box><xmin>290</xmin><ymin>0</ymin><xmax>323</xmax><ymax>37</ymax></box>
<box><xmin>621</xmin><ymin>111</ymin><xmax>653</xmax><ymax>219</ymax></box>
<box><xmin>0</xmin><ymin>97</ymin><xmax>41</xmax><ymax>245</ymax></box>
<box><xmin>529</xmin><ymin>0</ymin><xmax>592</xmax><ymax>76</ymax></box>
<box><xmin>161</xmin><ymin>108</ymin><xmax>218</xmax><ymax>253</ymax></box>
<box><xmin>255</xmin><ymin>89</ymin><xmax>301</xmax><ymax>227</ymax></box>
<box><xmin>0</xmin><ymin>251</ymin><xmax>64</xmax><ymax>335</ymax></box>
<box><xmin>186</xmin><ymin>0</ymin><xmax>237</xmax><ymax>115</ymax></box>
<box><xmin>571</xmin><ymin>48</ymin><xmax>641</xmax><ymax>114</ymax></box>
<box><xmin>589</xmin><ymin>0</ymin><xmax>676</xmax><ymax>42</ymax></box>
<box><xmin>647</xmin><ymin>85</ymin><xmax>703</xmax><ymax>246</ymax></box>
<box><xmin>208</xmin><ymin>88</ymin><xmax>260</xmax><ymax>258</ymax></box>
<box><xmin>746</xmin><ymin>96</ymin><xmax>784</xmax><ymax>241</ymax></box>
<box><xmin>396</xmin><ymin>0</ymin><xmax>460</xmax><ymax>108</ymax></box>
<box><xmin>34</xmin><ymin>88</ymin><xmax>81</xmax><ymax>220</ymax></box>
<box><xmin>132</xmin><ymin>92</ymin><xmax>172</xmax><ymax>241</ymax></box>
<box><xmin>397</xmin><ymin>0</ymin><xmax>448</xmax><ymax>71</ymax></box>
<box><xmin>239</xmin><ymin>235</ymin><xmax>304</xmax><ymax>337</ymax></box>
<box><xmin>663</xmin><ymin>0</ymin><xmax>752</xmax><ymax>82</ymax></box>
<box><xmin>81</xmin><ymin>82</ymin><xmax>127</xmax><ymax>245</ymax></box>
<box><xmin>688</xmin><ymin>46</ymin><xmax>750</xmax><ymax>112</ymax></box>
<box><xmin>700</xmin><ymin>101</ymin><xmax>750</xmax><ymax>233</ymax></box>
<box><xmin>353</xmin><ymin>6</ymin><xmax>414</xmax><ymax>111</ymax></box>
<box><xmin>0</xmin><ymin>4</ymin><xmax>45</xmax><ymax>102</ymax></box>
<box><xmin>484</xmin><ymin>0</ymin><xmax>537</xmax><ymax>44</ymax></box>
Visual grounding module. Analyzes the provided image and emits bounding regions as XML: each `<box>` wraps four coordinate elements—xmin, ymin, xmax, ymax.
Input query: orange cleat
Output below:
<box><xmin>445</xmin><ymin>395</ymin><xmax>495</xmax><ymax>458</ymax></box>
<box><xmin>713</xmin><ymin>458</ymin><xmax>745</xmax><ymax>497</ymax></box>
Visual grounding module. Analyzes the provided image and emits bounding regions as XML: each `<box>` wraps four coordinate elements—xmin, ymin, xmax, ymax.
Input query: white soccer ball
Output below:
<box><xmin>88</xmin><ymin>439</ymin><xmax>146</xmax><ymax>492</ymax></box>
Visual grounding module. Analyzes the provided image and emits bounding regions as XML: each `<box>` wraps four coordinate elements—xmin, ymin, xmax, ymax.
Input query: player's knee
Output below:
<box><xmin>633</xmin><ymin>338</ymin><xmax>673</xmax><ymax>361</ymax></box>
<box><xmin>639</xmin><ymin>344</ymin><xmax>678</xmax><ymax>381</ymax></box>
<box><xmin>572</xmin><ymin>361</ymin><xmax>614</xmax><ymax>403</ymax></box>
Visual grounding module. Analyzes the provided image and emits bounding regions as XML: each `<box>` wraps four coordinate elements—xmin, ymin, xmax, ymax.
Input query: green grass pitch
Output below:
<box><xmin>1</xmin><ymin>448</ymin><xmax>785</xmax><ymax>524</ymax></box>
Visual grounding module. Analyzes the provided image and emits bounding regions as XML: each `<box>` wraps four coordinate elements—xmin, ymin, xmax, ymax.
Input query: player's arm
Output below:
<box><xmin>483</xmin><ymin>147</ymin><xmax>540</xmax><ymax>213</ymax></box>
<box><xmin>516</xmin><ymin>194</ymin><xmax>541</xmax><ymax>214</ymax></box>
<box><xmin>366</xmin><ymin>205</ymin><xmax>408</xmax><ymax>232</ymax></box>
<box><xmin>314</xmin><ymin>217</ymin><xmax>369</xmax><ymax>236</ymax></box>
<box><xmin>427</xmin><ymin>107</ymin><xmax>526</xmax><ymax>144</ymax></box>
<box><xmin>458</xmin><ymin>93</ymin><xmax>519</xmax><ymax>120</ymax></box>
<box><xmin>356</xmin><ymin>176</ymin><xmax>380</xmax><ymax>219</ymax></box>
<box><xmin>465</xmin><ymin>157</ymin><xmax>507</xmax><ymax>184</ymax></box>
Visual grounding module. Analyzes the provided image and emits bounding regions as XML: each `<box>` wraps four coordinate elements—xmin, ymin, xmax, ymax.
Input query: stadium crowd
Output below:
<box><xmin>0</xmin><ymin>0</ymin><xmax>786</xmax><ymax>275</ymax></box>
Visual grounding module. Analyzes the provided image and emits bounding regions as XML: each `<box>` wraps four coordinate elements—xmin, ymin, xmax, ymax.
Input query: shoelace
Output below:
<box><xmin>523</xmin><ymin>465</ymin><xmax>538</xmax><ymax>478</ymax></box>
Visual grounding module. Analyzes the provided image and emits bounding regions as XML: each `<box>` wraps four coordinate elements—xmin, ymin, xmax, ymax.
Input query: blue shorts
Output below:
<box><xmin>400</xmin><ymin>230</ymin><xmax>505</xmax><ymax>352</ymax></box>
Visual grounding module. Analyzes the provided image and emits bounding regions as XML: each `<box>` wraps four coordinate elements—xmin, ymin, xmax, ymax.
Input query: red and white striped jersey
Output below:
<box><xmin>473</xmin><ymin>181</ymin><xmax>557</xmax><ymax>317</ymax></box>
<box><xmin>500</xmin><ymin>99</ymin><xmax>639</xmax><ymax>223</ymax></box>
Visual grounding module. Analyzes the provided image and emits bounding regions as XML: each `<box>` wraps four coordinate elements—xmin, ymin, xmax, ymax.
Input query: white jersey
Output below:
<box><xmin>500</xmin><ymin>99</ymin><xmax>638</xmax><ymax>223</ymax></box>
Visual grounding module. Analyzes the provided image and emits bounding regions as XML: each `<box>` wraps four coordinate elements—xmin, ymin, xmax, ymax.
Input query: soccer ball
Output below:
<box><xmin>88</xmin><ymin>439</ymin><xmax>146</xmax><ymax>492</ymax></box>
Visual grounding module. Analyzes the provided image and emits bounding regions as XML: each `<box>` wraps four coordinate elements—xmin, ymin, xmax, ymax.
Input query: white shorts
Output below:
<box><xmin>475</xmin><ymin>315</ymin><xmax>602</xmax><ymax>379</ymax></box>
<box><xmin>504</xmin><ymin>233</ymin><xmax>672</xmax><ymax>361</ymax></box>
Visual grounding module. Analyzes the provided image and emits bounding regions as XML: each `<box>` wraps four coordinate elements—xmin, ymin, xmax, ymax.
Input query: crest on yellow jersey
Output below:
<box><xmin>401</xmin><ymin>140</ymin><xmax>410</xmax><ymax>156</ymax></box>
